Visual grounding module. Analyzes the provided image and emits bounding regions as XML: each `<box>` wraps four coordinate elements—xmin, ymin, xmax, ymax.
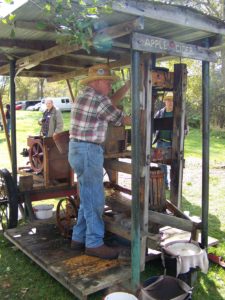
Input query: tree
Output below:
<box><xmin>1</xmin><ymin>0</ymin><xmax>115</xmax><ymax>50</ymax></box>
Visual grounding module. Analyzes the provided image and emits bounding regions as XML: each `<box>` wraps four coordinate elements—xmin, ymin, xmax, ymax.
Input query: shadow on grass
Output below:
<box><xmin>193</xmin><ymin>273</ymin><xmax>225</xmax><ymax>300</ymax></box>
<box><xmin>181</xmin><ymin>196</ymin><xmax>225</xmax><ymax>300</ymax></box>
<box><xmin>181</xmin><ymin>195</ymin><xmax>224</xmax><ymax>241</ymax></box>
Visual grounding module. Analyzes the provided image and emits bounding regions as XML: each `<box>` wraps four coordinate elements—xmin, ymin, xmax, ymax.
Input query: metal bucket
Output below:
<box><xmin>162</xmin><ymin>240</ymin><xmax>202</xmax><ymax>286</ymax></box>
<box><xmin>139</xmin><ymin>275</ymin><xmax>192</xmax><ymax>300</ymax></box>
<box><xmin>53</xmin><ymin>130</ymin><xmax>69</xmax><ymax>154</ymax></box>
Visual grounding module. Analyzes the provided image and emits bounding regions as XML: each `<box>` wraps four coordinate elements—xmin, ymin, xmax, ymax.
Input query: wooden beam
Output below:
<box><xmin>0</xmin><ymin>17</ymin><xmax>142</xmax><ymax>76</ymax></box>
<box><xmin>113</xmin><ymin>1</ymin><xmax>225</xmax><ymax>36</ymax></box>
<box><xmin>0</xmin><ymin>38</ymin><xmax>56</xmax><ymax>51</ymax></box>
<box><xmin>104</xmin><ymin>159</ymin><xmax>132</xmax><ymax>174</ymax></box>
<box><xmin>14</xmin><ymin>20</ymin><xmax>56</xmax><ymax>33</ymax></box>
<box><xmin>44</xmin><ymin>55</ymin><xmax>108</xmax><ymax>69</ymax></box>
<box><xmin>28</xmin><ymin>64</ymin><xmax>75</xmax><ymax>73</ymax></box>
<box><xmin>11</xmin><ymin>71</ymin><xmax>50</xmax><ymax>78</ymax></box>
<box><xmin>47</xmin><ymin>57</ymin><xmax>130</xmax><ymax>82</ymax></box>
<box><xmin>96</xmin><ymin>16</ymin><xmax>143</xmax><ymax>39</ymax></box>
<box><xmin>47</xmin><ymin>68</ymin><xmax>88</xmax><ymax>82</ymax></box>
<box><xmin>148</xmin><ymin>210</ymin><xmax>198</xmax><ymax>232</ymax></box>
<box><xmin>74</xmin><ymin>47</ymin><xmax>125</xmax><ymax>59</ymax></box>
<box><xmin>132</xmin><ymin>32</ymin><xmax>217</xmax><ymax>62</ymax></box>
<box><xmin>66</xmin><ymin>79</ymin><xmax>75</xmax><ymax>102</ymax></box>
<box><xmin>0</xmin><ymin>43</ymin><xmax>82</xmax><ymax>75</ymax></box>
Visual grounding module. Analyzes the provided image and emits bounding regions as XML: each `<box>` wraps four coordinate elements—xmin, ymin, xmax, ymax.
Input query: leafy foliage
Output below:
<box><xmin>0</xmin><ymin>0</ymin><xmax>114</xmax><ymax>51</ymax></box>
<box><xmin>151</xmin><ymin>0</ymin><xmax>224</xmax><ymax>19</ymax></box>
<box><xmin>36</xmin><ymin>0</ymin><xmax>114</xmax><ymax>51</ymax></box>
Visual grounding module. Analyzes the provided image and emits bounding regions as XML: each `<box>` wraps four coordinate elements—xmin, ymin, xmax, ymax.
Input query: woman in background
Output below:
<box><xmin>39</xmin><ymin>98</ymin><xmax>63</xmax><ymax>137</ymax></box>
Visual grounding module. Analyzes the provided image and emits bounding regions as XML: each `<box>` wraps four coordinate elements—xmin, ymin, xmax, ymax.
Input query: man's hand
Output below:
<box><xmin>123</xmin><ymin>115</ymin><xmax>131</xmax><ymax>126</ymax></box>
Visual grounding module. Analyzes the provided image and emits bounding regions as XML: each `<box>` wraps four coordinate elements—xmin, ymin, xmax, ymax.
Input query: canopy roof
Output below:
<box><xmin>0</xmin><ymin>0</ymin><xmax>225</xmax><ymax>81</ymax></box>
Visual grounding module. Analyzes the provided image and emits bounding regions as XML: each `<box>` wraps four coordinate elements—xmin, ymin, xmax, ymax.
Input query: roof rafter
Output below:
<box><xmin>14</xmin><ymin>20</ymin><xmax>56</xmax><ymax>33</ymax></box>
<box><xmin>0</xmin><ymin>17</ymin><xmax>143</xmax><ymax>75</ymax></box>
<box><xmin>47</xmin><ymin>57</ymin><xmax>131</xmax><ymax>83</ymax></box>
<box><xmin>0</xmin><ymin>38</ymin><xmax>56</xmax><ymax>51</ymax></box>
<box><xmin>113</xmin><ymin>1</ymin><xmax>225</xmax><ymax>36</ymax></box>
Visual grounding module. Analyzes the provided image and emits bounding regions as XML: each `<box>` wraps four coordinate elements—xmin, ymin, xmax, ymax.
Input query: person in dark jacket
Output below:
<box><xmin>0</xmin><ymin>114</ymin><xmax>3</xmax><ymax>131</ymax></box>
<box><xmin>153</xmin><ymin>92</ymin><xmax>188</xmax><ymax>189</ymax></box>
<box><xmin>153</xmin><ymin>92</ymin><xmax>173</xmax><ymax>189</ymax></box>
<box><xmin>5</xmin><ymin>104</ymin><xmax>11</xmax><ymax>136</ymax></box>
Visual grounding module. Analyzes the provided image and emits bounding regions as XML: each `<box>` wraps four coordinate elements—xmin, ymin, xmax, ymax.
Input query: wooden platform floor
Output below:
<box><xmin>4</xmin><ymin>218</ymin><xmax>219</xmax><ymax>299</ymax></box>
<box><xmin>4</xmin><ymin>220</ymin><xmax>131</xmax><ymax>300</ymax></box>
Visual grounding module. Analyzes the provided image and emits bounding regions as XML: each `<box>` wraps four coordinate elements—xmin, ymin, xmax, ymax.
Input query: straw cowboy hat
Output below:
<box><xmin>79</xmin><ymin>64</ymin><xmax>119</xmax><ymax>85</ymax></box>
<box><xmin>163</xmin><ymin>91</ymin><xmax>173</xmax><ymax>101</ymax></box>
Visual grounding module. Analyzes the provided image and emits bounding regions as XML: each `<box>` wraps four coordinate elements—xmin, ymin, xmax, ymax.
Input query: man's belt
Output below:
<box><xmin>70</xmin><ymin>138</ymin><xmax>101</xmax><ymax>146</ymax></box>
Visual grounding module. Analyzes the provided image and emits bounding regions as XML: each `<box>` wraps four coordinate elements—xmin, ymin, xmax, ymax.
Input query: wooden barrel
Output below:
<box><xmin>53</xmin><ymin>130</ymin><xmax>69</xmax><ymax>154</ymax></box>
<box><xmin>149</xmin><ymin>167</ymin><xmax>166</xmax><ymax>212</ymax></box>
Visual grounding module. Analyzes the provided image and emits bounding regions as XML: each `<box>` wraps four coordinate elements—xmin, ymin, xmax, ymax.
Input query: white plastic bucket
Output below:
<box><xmin>33</xmin><ymin>204</ymin><xmax>54</xmax><ymax>219</ymax></box>
<box><xmin>104</xmin><ymin>292</ymin><xmax>138</xmax><ymax>300</ymax></box>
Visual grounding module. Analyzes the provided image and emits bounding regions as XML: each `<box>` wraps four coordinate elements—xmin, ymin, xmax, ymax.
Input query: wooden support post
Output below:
<box><xmin>10</xmin><ymin>60</ymin><xmax>17</xmax><ymax>183</ymax></box>
<box><xmin>140</xmin><ymin>54</ymin><xmax>152</xmax><ymax>271</ymax></box>
<box><xmin>24</xmin><ymin>192</ymin><xmax>35</xmax><ymax>221</ymax></box>
<box><xmin>170</xmin><ymin>64</ymin><xmax>187</xmax><ymax>208</ymax></box>
<box><xmin>131</xmin><ymin>49</ymin><xmax>141</xmax><ymax>290</ymax></box>
<box><xmin>104</xmin><ymin>159</ymin><xmax>132</xmax><ymax>174</ymax></box>
<box><xmin>201</xmin><ymin>59</ymin><xmax>210</xmax><ymax>248</ymax></box>
<box><xmin>66</xmin><ymin>79</ymin><xmax>75</xmax><ymax>103</ymax></box>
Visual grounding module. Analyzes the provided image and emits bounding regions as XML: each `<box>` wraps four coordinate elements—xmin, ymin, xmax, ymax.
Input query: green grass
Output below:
<box><xmin>0</xmin><ymin>111</ymin><xmax>225</xmax><ymax>299</ymax></box>
<box><xmin>181</xmin><ymin>128</ymin><xmax>225</xmax><ymax>300</ymax></box>
<box><xmin>184</xmin><ymin>127</ymin><xmax>225</xmax><ymax>164</ymax></box>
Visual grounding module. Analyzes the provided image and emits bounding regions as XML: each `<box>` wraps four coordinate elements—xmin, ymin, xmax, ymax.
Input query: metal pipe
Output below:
<box><xmin>202</xmin><ymin>60</ymin><xmax>210</xmax><ymax>248</ymax></box>
<box><xmin>9</xmin><ymin>60</ymin><xmax>17</xmax><ymax>185</ymax></box>
<box><xmin>131</xmin><ymin>49</ymin><xmax>141</xmax><ymax>289</ymax></box>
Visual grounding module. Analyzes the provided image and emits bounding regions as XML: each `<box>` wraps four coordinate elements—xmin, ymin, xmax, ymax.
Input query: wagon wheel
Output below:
<box><xmin>56</xmin><ymin>195</ymin><xmax>79</xmax><ymax>239</ymax></box>
<box><xmin>0</xmin><ymin>169</ymin><xmax>18</xmax><ymax>230</ymax></box>
<box><xmin>29</xmin><ymin>140</ymin><xmax>44</xmax><ymax>173</ymax></box>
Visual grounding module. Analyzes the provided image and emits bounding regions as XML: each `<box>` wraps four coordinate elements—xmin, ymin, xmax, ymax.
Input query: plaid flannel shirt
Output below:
<box><xmin>70</xmin><ymin>87</ymin><xmax>124</xmax><ymax>144</ymax></box>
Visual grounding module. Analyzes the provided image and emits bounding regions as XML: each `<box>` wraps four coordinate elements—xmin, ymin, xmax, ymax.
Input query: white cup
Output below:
<box><xmin>104</xmin><ymin>292</ymin><xmax>138</xmax><ymax>300</ymax></box>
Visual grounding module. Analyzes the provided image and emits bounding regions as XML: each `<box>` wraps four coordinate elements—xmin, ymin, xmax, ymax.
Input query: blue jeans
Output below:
<box><xmin>156</xmin><ymin>140</ymin><xmax>172</xmax><ymax>188</ymax></box>
<box><xmin>68</xmin><ymin>141</ymin><xmax>105</xmax><ymax>248</ymax></box>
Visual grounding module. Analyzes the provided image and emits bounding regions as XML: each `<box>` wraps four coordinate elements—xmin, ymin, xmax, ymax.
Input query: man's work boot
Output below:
<box><xmin>71</xmin><ymin>240</ymin><xmax>85</xmax><ymax>251</ymax></box>
<box><xmin>85</xmin><ymin>244</ymin><xmax>119</xmax><ymax>259</ymax></box>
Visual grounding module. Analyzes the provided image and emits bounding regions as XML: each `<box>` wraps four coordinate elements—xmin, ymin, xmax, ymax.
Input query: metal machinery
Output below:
<box><xmin>27</xmin><ymin>135</ymin><xmax>71</xmax><ymax>186</ymax></box>
<box><xmin>0</xmin><ymin>133</ymin><xmax>79</xmax><ymax>237</ymax></box>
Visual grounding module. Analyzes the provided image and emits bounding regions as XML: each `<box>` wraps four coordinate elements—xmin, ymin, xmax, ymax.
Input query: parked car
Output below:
<box><xmin>15</xmin><ymin>101</ymin><xmax>26</xmax><ymax>110</ymax></box>
<box><xmin>26</xmin><ymin>102</ymin><xmax>41</xmax><ymax>111</ymax></box>
<box><xmin>16</xmin><ymin>104</ymin><xmax>23</xmax><ymax>110</ymax></box>
<box><xmin>40</xmin><ymin>97</ymin><xmax>71</xmax><ymax>112</ymax></box>
<box><xmin>16</xmin><ymin>100</ymin><xmax>41</xmax><ymax>110</ymax></box>
<box><xmin>25</xmin><ymin>100</ymin><xmax>41</xmax><ymax>110</ymax></box>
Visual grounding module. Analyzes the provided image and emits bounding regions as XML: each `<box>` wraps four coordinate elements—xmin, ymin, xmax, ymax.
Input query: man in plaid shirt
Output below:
<box><xmin>69</xmin><ymin>64</ymin><xmax>130</xmax><ymax>259</ymax></box>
